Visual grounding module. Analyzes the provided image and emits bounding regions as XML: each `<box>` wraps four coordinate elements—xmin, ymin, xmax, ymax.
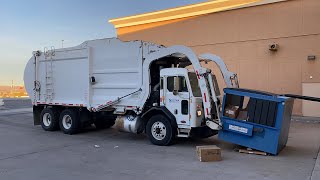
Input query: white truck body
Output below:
<box><xmin>24</xmin><ymin>38</ymin><xmax>239</xmax><ymax>144</ymax></box>
<box><xmin>24</xmin><ymin>38</ymin><xmax>162</xmax><ymax>111</ymax></box>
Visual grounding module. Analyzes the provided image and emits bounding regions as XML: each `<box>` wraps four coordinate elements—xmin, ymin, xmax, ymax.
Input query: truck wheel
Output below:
<box><xmin>59</xmin><ymin>109</ymin><xmax>81</xmax><ymax>135</ymax></box>
<box><xmin>146</xmin><ymin>115</ymin><xmax>174</xmax><ymax>146</ymax></box>
<box><xmin>40</xmin><ymin>108</ymin><xmax>60</xmax><ymax>131</ymax></box>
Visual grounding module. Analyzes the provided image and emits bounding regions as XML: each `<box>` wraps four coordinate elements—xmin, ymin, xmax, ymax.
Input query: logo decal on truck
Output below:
<box><xmin>168</xmin><ymin>99</ymin><xmax>180</xmax><ymax>103</ymax></box>
<box><xmin>228</xmin><ymin>125</ymin><xmax>248</xmax><ymax>134</ymax></box>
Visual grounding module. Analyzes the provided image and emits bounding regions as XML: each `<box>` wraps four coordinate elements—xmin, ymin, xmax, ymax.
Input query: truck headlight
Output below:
<box><xmin>197</xmin><ymin>110</ymin><xmax>202</xmax><ymax>117</ymax></box>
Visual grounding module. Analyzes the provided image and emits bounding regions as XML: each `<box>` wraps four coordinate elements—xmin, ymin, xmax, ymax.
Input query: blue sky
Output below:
<box><xmin>0</xmin><ymin>0</ymin><xmax>206</xmax><ymax>86</ymax></box>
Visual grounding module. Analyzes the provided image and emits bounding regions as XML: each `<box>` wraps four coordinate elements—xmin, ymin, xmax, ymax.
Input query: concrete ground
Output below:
<box><xmin>0</xmin><ymin>105</ymin><xmax>319</xmax><ymax>179</ymax></box>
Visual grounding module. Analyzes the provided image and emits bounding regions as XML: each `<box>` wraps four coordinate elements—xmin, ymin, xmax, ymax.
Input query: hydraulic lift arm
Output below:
<box><xmin>199</xmin><ymin>54</ymin><xmax>239</xmax><ymax>88</ymax></box>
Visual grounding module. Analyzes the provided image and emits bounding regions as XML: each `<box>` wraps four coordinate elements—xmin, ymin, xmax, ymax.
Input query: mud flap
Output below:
<box><xmin>33</xmin><ymin>106</ymin><xmax>43</xmax><ymax>125</ymax></box>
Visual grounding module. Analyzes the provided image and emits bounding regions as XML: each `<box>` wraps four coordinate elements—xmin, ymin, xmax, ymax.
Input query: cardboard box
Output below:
<box><xmin>224</xmin><ymin>105</ymin><xmax>240</xmax><ymax>119</ymax></box>
<box><xmin>237</xmin><ymin>110</ymin><xmax>248</xmax><ymax>120</ymax></box>
<box><xmin>196</xmin><ymin>145</ymin><xmax>222</xmax><ymax>162</ymax></box>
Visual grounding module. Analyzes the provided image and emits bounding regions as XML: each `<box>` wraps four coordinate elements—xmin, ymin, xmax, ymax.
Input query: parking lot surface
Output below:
<box><xmin>0</xmin><ymin>99</ymin><xmax>32</xmax><ymax>110</ymax></box>
<box><xmin>0</xmin><ymin>103</ymin><xmax>319</xmax><ymax>180</ymax></box>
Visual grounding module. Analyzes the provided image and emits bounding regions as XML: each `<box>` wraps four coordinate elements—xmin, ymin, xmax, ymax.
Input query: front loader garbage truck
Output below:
<box><xmin>24</xmin><ymin>38</ymin><xmax>239</xmax><ymax>145</ymax></box>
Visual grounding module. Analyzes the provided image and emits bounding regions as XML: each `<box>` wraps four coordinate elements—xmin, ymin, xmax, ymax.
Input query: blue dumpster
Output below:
<box><xmin>218</xmin><ymin>88</ymin><xmax>294</xmax><ymax>155</ymax></box>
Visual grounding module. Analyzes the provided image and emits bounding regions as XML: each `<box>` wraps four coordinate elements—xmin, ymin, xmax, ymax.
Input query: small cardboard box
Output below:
<box><xmin>196</xmin><ymin>145</ymin><xmax>222</xmax><ymax>162</ymax></box>
<box><xmin>224</xmin><ymin>105</ymin><xmax>240</xmax><ymax>119</ymax></box>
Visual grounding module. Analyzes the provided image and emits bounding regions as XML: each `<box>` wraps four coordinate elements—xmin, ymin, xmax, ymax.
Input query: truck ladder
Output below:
<box><xmin>44</xmin><ymin>47</ymin><xmax>55</xmax><ymax>102</ymax></box>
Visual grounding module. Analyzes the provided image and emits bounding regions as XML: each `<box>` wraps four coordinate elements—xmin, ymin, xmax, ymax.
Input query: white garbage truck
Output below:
<box><xmin>24</xmin><ymin>38</ymin><xmax>239</xmax><ymax>145</ymax></box>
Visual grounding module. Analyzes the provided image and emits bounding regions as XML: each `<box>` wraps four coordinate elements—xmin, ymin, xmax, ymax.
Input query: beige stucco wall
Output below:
<box><xmin>302</xmin><ymin>83</ymin><xmax>320</xmax><ymax>117</ymax></box>
<box><xmin>117</xmin><ymin>0</ymin><xmax>320</xmax><ymax>115</ymax></box>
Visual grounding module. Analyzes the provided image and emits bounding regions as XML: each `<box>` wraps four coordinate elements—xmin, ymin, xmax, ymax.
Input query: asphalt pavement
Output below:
<box><xmin>0</xmin><ymin>100</ymin><xmax>319</xmax><ymax>180</ymax></box>
<box><xmin>0</xmin><ymin>98</ymin><xmax>32</xmax><ymax>110</ymax></box>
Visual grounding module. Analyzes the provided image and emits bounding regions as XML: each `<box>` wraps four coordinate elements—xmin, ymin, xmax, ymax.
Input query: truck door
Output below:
<box><xmin>164</xmin><ymin>76</ymin><xmax>190</xmax><ymax>126</ymax></box>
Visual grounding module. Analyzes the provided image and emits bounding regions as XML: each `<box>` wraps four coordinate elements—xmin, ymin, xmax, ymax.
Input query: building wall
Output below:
<box><xmin>117</xmin><ymin>0</ymin><xmax>320</xmax><ymax>115</ymax></box>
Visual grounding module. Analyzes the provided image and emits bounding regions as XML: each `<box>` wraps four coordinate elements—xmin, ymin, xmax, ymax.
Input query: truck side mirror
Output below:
<box><xmin>173</xmin><ymin>76</ymin><xmax>180</xmax><ymax>95</ymax></box>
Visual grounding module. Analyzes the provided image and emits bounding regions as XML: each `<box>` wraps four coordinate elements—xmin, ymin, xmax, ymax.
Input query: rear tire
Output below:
<box><xmin>146</xmin><ymin>114</ymin><xmax>175</xmax><ymax>146</ymax></box>
<box><xmin>40</xmin><ymin>108</ymin><xmax>60</xmax><ymax>131</ymax></box>
<box><xmin>59</xmin><ymin>109</ymin><xmax>81</xmax><ymax>135</ymax></box>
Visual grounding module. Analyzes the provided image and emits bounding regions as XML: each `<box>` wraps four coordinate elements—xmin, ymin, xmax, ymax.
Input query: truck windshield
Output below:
<box><xmin>188</xmin><ymin>72</ymin><xmax>201</xmax><ymax>97</ymax></box>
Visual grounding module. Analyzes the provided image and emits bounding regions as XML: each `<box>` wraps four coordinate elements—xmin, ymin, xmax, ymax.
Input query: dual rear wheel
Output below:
<box><xmin>40</xmin><ymin>108</ymin><xmax>60</xmax><ymax>131</ymax></box>
<box><xmin>40</xmin><ymin>108</ymin><xmax>80</xmax><ymax>134</ymax></box>
<box><xmin>59</xmin><ymin>109</ymin><xmax>81</xmax><ymax>134</ymax></box>
<box><xmin>40</xmin><ymin>107</ymin><xmax>114</xmax><ymax>135</ymax></box>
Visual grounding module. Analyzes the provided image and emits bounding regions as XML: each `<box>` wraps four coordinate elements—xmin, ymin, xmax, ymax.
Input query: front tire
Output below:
<box><xmin>146</xmin><ymin>115</ymin><xmax>175</xmax><ymax>146</ymax></box>
<box><xmin>59</xmin><ymin>109</ymin><xmax>81</xmax><ymax>135</ymax></box>
<box><xmin>40</xmin><ymin>108</ymin><xmax>60</xmax><ymax>131</ymax></box>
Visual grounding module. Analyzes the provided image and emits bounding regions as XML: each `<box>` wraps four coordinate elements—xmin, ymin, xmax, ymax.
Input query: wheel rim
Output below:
<box><xmin>42</xmin><ymin>113</ymin><xmax>52</xmax><ymax>127</ymax></box>
<box><xmin>151</xmin><ymin>121</ymin><xmax>167</xmax><ymax>141</ymax></box>
<box><xmin>62</xmin><ymin>115</ymin><xmax>72</xmax><ymax>130</ymax></box>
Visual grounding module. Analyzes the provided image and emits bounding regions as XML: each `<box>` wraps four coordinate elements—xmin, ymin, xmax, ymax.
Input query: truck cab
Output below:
<box><xmin>145</xmin><ymin>67</ymin><xmax>221</xmax><ymax>141</ymax></box>
<box><xmin>160</xmin><ymin>68</ymin><xmax>204</xmax><ymax>128</ymax></box>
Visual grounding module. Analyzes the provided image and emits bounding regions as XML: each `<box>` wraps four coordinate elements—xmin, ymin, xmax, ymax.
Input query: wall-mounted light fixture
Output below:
<box><xmin>307</xmin><ymin>55</ymin><xmax>316</xmax><ymax>61</ymax></box>
<box><xmin>269</xmin><ymin>43</ymin><xmax>279</xmax><ymax>51</ymax></box>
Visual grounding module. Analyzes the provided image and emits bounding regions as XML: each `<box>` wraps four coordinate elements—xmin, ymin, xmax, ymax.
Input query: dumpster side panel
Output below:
<box><xmin>277</xmin><ymin>98</ymin><xmax>294</xmax><ymax>153</ymax></box>
<box><xmin>218</xmin><ymin>88</ymin><xmax>294</xmax><ymax>155</ymax></box>
<box><xmin>218</xmin><ymin>118</ymin><xmax>280</xmax><ymax>155</ymax></box>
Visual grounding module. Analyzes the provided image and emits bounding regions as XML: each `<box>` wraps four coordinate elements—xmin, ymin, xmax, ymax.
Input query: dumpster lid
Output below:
<box><xmin>224</xmin><ymin>88</ymin><xmax>279</xmax><ymax>97</ymax></box>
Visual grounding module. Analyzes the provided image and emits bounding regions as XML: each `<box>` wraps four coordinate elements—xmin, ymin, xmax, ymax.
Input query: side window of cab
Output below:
<box><xmin>167</xmin><ymin>76</ymin><xmax>188</xmax><ymax>92</ymax></box>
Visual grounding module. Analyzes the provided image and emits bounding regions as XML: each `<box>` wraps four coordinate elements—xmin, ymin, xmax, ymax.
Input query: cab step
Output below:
<box><xmin>177</xmin><ymin>128</ymin><xmax>190</xmax><ymax>138</ymax></box>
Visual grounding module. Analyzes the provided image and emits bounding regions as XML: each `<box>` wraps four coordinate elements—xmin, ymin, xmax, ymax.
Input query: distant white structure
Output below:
<box><xmin>0</xmin><ymin>99</ymin><xmax>4</xmax><ymax>106</ymax></box>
